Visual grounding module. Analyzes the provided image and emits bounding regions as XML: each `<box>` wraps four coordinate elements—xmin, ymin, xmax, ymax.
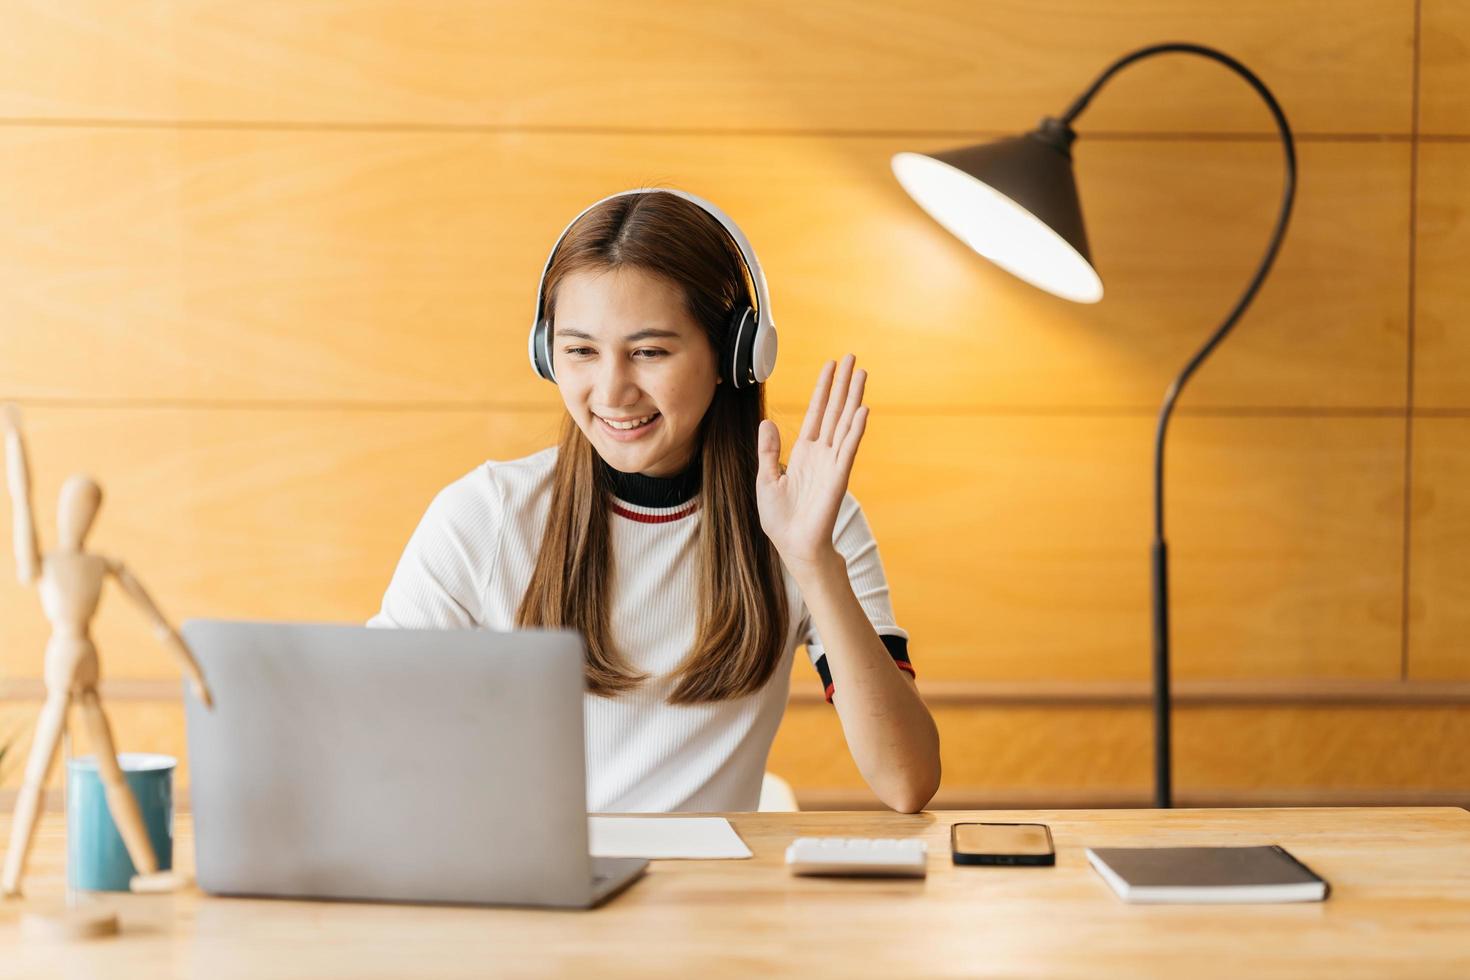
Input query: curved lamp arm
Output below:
<box><xmin>1063</xmin><ymin>43</ymin><xmax>1297</xmax><ymax>807</ymax></box>
<box><xmin>1063</xmin><ymin>42</ymin><xmax>1297</xmax><ymax>540</ymax></box>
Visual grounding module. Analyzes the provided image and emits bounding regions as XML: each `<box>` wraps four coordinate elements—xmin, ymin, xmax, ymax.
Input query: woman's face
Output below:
<box><xmin>551</xmin><ymin>266</ymin><xmax>720</xmax><ymax>477</ymax></box>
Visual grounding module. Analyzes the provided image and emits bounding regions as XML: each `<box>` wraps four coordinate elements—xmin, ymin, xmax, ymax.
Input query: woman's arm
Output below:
<box><xmin>756</xmin><ymin>356</ymin><xmax>941</xmax><ymax>813</ymax></box>
<box><xmin>787</xmin><ymin>550</ymin><xmax>940</xmax><ymax>812</ymax></box>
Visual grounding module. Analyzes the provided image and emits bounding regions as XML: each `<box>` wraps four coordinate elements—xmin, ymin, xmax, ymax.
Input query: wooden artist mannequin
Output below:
<box><xmin>1</xmin><ymin>405</ymin><xmax>213</xmax><ymax>908</ymax></box>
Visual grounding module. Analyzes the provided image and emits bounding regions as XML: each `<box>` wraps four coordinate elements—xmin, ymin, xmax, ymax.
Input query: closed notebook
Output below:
<box><xmin>1086</xmin><ymin>845</ymin><xmax>1329</xmax><ymax>904</ymax></box>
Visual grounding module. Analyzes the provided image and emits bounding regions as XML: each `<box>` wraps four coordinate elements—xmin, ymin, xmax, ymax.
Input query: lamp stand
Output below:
<box><xmin>1053</xmin><ymin>43</ymin><xmax>1298</xmax><ymax>807</ymax></box>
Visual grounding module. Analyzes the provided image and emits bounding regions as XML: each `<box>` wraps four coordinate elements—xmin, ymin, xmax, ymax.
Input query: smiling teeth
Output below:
<box><xmin>602</xmin><ymin>413</ymin><xmax>658</xmax><ymax>430</ymax></box>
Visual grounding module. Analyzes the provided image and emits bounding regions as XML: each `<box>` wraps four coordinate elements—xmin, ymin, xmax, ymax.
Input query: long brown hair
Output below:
<box><xmin>515</xmin><ymin>191</ymin><xmax>790</xmax><ymax>704</ymax></box>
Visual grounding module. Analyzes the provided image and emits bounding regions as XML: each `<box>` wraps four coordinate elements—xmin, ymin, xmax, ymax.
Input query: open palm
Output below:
<box><xmin>756</xmin><ymin>354</ymin><xmax>869</xmax><ymax>570</ymax></box>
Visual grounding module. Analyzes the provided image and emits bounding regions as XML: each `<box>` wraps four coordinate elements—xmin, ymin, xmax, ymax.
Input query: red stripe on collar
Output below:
<box><xmin>610</xmin><ymin>501</ymin><xmax>698</xmax><ymax>524</ymax></box>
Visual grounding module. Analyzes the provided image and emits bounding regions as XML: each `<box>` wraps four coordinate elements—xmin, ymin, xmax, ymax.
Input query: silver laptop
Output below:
<box><xmin>180</xmin><ymin>620</ymin><xmax>647</xmax><ymax>909</ymax></box>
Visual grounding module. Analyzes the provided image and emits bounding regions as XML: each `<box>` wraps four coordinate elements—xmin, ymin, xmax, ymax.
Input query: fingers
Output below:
<box><xmin>819</xmin><ymin>354</ymin><xmax>855</xmax><ymax>445</ymax></box>
<box><xmin>834</xmin><ymin>366</ymin><xmax>866</xmax><ymax>445</ymax></box>
<box><xmin>798</xmin><ymin>361</ymin><xmax>835</xmax><ymax>442</ymax></box>
<box><xmin>837</xmin><ymin>405</ymin><xmax>869</xmax><ymax>471</ymax></box>
<box><xmin>756</xmin><ymin>419</ymin><xmax>782</xmax><ymax>484</ymax></box>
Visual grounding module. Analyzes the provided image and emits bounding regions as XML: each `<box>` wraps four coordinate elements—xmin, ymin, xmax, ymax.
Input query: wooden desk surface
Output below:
<box><xmin>2</xmin><ymin>807</ymin><xmax>1469</xmax><ymax>979</ymax></box>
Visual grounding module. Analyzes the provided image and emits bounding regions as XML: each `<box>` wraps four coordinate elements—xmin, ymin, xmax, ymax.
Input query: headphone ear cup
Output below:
<box><xmin>727</xmin><ymin>306</ymin><xmax>756</xmax><ymax>388</ymax></box>
<box><xmin>750</xmin><ymin>320</ymin><xmax>777</xmax><ymax>385</ymax></box>
<box><xmin>531</xmin><ymin>318</ymin><xmax>555</xmax><ymax>382</ymax></box>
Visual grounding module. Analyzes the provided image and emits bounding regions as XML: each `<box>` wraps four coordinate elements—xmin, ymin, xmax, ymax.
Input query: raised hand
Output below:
<box><xmin>756</xmin><ymin>354</ymin><xmax>869</xmax><ymax>572</ymax></box>
<box><xmin>4</xmin><ymin>403</ymin><xmax>41</xmax><ymax>584</ymax></box>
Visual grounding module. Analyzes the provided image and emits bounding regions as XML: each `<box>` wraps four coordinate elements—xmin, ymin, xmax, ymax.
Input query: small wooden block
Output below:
<box><xmin>130</xmin><ymin>870</ymin><xmax>190</xmax><ymax>894</ymax></box>
<box><xmin>20</xmin><ymin>903</ymin><xmax>120</xmax><ymax>942</ymax></box>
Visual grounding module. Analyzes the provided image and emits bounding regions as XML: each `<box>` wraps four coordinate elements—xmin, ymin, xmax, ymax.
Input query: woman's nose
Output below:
<box><xmin>593</xmin><ymin>357</ymin><xmax>639</xmax><ymax>407</ymax></box>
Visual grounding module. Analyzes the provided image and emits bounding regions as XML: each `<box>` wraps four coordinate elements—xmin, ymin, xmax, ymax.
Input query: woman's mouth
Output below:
<box><xmin>595</xmin><ymin>412</ymin><xmax>662</xmax><ymax>441</ymax></box>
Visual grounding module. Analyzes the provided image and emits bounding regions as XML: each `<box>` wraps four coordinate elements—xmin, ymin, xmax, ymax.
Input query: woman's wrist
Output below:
<box><xmin>781</xmin><ymin>545</ymin><xmax>846</xmax><ymax>591</ymax></box>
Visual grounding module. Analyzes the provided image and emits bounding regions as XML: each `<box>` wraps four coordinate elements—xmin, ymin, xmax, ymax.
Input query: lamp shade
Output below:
<box><xmin>892</xmin><ymin>129</ymin><xmax>1104</xmax><ymax>303</ymax></box>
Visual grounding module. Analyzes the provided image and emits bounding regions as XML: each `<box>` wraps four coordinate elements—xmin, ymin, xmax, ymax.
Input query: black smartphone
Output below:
<box><xmin>950</xmin><ymin>822</ymin><xmax>1055</xmax><ymax>866</ymax></box>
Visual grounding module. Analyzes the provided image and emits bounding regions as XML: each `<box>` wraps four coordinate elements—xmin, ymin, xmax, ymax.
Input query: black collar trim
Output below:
<box><xmin>599</xmin><ymin>458</ymin><xmax>701</xmax><ymax>508</ymax></box>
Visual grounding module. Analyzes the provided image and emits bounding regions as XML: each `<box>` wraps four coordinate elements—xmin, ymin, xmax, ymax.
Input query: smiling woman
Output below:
<box><xmin>369</xmin><ymin>190</ymin><xmax>939</xmax><ymax>814</ymax></box>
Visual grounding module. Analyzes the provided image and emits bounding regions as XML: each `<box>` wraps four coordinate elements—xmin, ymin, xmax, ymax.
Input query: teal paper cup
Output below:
<box><xmin>66</xmin><ymin>753</ymin><xmax>175</xmax><ymax>892</ymax></box>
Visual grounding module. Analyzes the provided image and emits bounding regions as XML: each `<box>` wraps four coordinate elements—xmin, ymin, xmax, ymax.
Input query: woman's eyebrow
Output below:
<box><xmin>555</xmin><ymin>328</ymin><xmax>684</xmax><ymax>342</ymax></box>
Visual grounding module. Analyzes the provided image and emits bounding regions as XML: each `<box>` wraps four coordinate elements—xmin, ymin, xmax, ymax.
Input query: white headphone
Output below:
<box><xmin>528</xmin><ymin>188</ymin><xmax>778</xmax><ymax>388</ymax></box>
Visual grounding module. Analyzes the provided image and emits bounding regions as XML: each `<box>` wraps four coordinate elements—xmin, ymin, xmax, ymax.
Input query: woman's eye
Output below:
<box><xmin>564</xmin><ymin>347</ymin><xmax>594</xmax><ymax>357</ymax></box>
<box><xmin>633</xmin><ymin>349</ymin><xmax>668</xmax><ymax>359</ymax></box>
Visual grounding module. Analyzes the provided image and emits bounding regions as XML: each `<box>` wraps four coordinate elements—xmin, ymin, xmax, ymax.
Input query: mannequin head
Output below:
<box><xmin>57</xmin><ymin>475</ymin><xmax>102</xmax><ymax>551</ymax></box>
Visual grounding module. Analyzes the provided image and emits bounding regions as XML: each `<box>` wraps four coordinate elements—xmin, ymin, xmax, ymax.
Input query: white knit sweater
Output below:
<box><xmin>368</xmin><ymin>447</ymin><xmax>909</xmax><ymax>812</ymax></box>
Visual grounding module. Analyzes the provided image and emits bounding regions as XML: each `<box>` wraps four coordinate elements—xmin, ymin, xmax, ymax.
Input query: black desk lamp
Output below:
<box><xmin>891</xmin><ymin>43</ymin><xmax>1297</xmax><ymax>808</ymax></box>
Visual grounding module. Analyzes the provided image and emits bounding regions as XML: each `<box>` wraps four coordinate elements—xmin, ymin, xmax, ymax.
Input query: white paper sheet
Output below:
<box><xmin>588</xmin><ymin>816</ymin><xmax>753</xmax><ymax>860</ymax></box>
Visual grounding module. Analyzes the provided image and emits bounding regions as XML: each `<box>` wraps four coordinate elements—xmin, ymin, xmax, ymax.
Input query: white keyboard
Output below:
<box><xmin>785</xmin><ymin>837</ymin><xmax>928</xmax><ymax>878</ymax></box>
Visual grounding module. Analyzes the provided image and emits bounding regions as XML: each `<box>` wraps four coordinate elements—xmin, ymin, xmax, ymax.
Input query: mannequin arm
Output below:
<box><xmin>3</xmin><ymin>405</ymin><xmax>41</xmax><ymax>585</ymax></box>
<box><xmin>109</xmin><ymin>560</ymin><xmax>214</xmax><ymax>708</ymax></box>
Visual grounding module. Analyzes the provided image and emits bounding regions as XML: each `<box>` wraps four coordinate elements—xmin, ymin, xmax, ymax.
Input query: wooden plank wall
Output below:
<box><xmin>0</xmin><ymin>1</ymin><xmax>1466</xmax><ymax>808</ymax></box>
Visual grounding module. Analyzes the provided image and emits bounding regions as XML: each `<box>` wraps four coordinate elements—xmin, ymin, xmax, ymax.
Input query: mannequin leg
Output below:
<box><xmin>74</xmin><ymin>689</ymin><xmax>158</xmax><ymax>877</ymax></box>
<box><xmin>2</xmin><ymin>692</ymin><xmax>70</xmax><ymax>897</ymax></box>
